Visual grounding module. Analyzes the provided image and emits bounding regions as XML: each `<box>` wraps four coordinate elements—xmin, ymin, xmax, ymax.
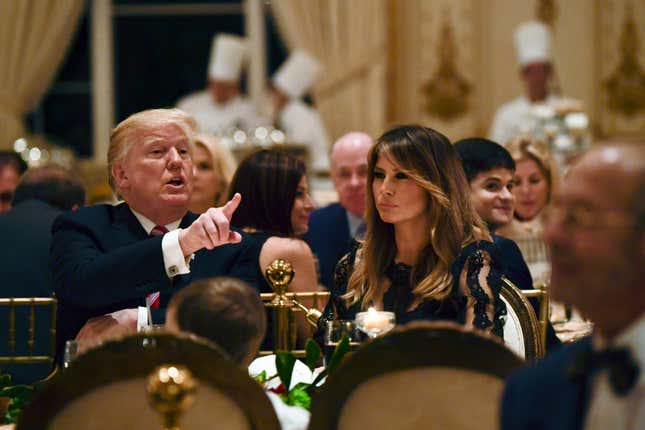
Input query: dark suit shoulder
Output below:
<box><xmin>510</xmin><ymin>337</ymin><xmax>590</xmax><ymax>382</ymax></box>
<box><xmin>308</xmin><ymin>203</ymin><xmax>346</xmax><ymax>225</ymax></box>
<box><xmin>52</xmin><ymin>203</ymin><xmax>123</xmax><ymax>231</ymax></box>
<box><xmin>501</xmin><ymin>338</ymin><xmax>591</xmax><ymax>430</ymax></box>
<box><xmin>493</xmin><ymin>234</ymin><xmax>521</xmax><ymax>254</ymax></box>
<box><xmin>5</xmin><ymin>199</ymin><xmax>61</xmax><ymax>217</ymax></box>
<box><xmin>502</xmin><ymin>337</ymin><xmax>592</xmax><ymax>430</ymax></box>
<box><xmin>493</xmin><ymin>235</ymin><xmax>526</xmax><ymax>268</ymax></box>
<box><xmin>0</xmin><ymin>200</ymin><xmax>61</xmax><ymax>231</ymax></box>
<box><xmin>492</xmin><ymin>234</ymin><xmax>534</xmax><ymax>290</ymax></box>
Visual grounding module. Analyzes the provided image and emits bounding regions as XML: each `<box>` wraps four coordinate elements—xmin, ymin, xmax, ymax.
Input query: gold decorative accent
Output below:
<box><xmin>265</xmin><ymin>259</ymin><xmax>296</xmax><ymax>350</ymax></box>
<box><xmin>147</xmin><ymin>364</ymin><xmax>197</xmax><ymax>430</ymax></box>
<box><xmin>604</xmin><ymin>1</ymin><xmax>645</xmax><ymax>116</ymax></box>
<box><xmin>291</xmin><ymin>301</ymin><xmax>323</xmax><ymax>328</ymax></box>
<box><xmin>536</xmin><ymin>0</ymin><xmax>558</xmax><ymax>28</ymax></box>
<box><xmin>421</xmin><ymin>10</ymin><xmax>472</xmax><ymax>120</ymax></box>
<box><xmin>265</xmin><ymin>259</ymin><xmax>295</xmax><ymax>296</ymax></box>
<box><xmin>264</xmin><ymin>259</ymin><xmax>324</xmax><ymax>352</ymax></box>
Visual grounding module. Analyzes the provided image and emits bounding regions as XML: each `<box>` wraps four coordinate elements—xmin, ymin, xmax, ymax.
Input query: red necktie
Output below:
<box><xmin>146</xmin><ymin>225</ymin><xmax>169</xmax><ymax>308</ymax></box>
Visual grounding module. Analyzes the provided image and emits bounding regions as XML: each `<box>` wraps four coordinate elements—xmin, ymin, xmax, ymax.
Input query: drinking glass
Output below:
<box><xmin>63</xmin><ymin>340</ymin><xmax>79</xmax><ymax>369</ymax></box>
<box><xmin>323</xmin><ymin>320</ymin><xmax>363</xmax><ymax>364</ymax></box>
<box><xmin>63</xmin><ymin>339</ymin><xmax>100</xmax><ymax>368</ymax></box>
<box><xmin>141</xmin><ymin>324</ymin><xmax>166</xmax><ymax>333</ymax></box>
<box><xmin>355</xmin><ymin>310</ymin><xmax>396</xmax><ymax>339</ymax></box>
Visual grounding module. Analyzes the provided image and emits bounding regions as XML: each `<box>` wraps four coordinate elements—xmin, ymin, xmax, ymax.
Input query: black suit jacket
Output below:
<box><xmin>0</xmin><ymin>200</ymin><xmax>62</xmax><ymax>383</ymax></box>
<box><xmin>502</xmin><ymin>336</ymin><xmax>593</xmax><ymax>429</ymax></box>
<box><xmin>51</xmin><ymin>203</ymin><xmax>256</xmax><ymax>360</ymax></box>
<box><xmin>493</xmin><ymin>234</ymin><xmax>533</xmax><ymax>291</ymax></box>
<box><xmin>304</xmin><ymin>203</ymin><xmax>351</xmax><ymax>288</ymax></box>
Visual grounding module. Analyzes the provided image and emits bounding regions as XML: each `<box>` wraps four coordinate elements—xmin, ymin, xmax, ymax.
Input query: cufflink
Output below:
<box><xmin>168</xmin><ymin>266</ymin><xmax>178</xmax><ymax>276</ymax></box>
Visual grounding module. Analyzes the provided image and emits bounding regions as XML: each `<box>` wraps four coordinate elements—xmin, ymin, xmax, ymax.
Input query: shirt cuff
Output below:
<box><xmin>161</xmin><ymin>229</ymin><xmax>192</xmax><ymax>277</ymax></box>
<box><xmin>137</xmin><ymin>306</ymin><xmax>149</xmax><ymax>331</ymax></box>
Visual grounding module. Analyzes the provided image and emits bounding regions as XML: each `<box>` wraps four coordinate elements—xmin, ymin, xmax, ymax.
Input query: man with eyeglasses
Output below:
<box><xmin>0</xmin><ymin>151</ymin><xmax>27</xmax><ymax>213</ymax></box>
<box><xmin>501</xmin><ymin>143</ymin><xmax>645</xmax><ymax>429</ymax></box>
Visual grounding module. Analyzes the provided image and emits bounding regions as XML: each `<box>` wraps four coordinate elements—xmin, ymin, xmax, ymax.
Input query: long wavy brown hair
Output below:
<box><xmin>345</xmin><ymin>125</ymin><xmax>489</xmax><ymax>310</ymax></box>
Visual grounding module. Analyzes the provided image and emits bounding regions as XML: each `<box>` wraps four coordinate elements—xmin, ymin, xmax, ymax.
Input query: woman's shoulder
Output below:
<box><xmin>259</xmin><ymin>236</ymin><xmax>315</xmax><ymax>268</ymax></box>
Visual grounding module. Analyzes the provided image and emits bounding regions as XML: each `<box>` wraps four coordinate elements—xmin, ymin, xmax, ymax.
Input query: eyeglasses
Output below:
<box><xmin>547</xmin><ymin>203</ymin><xmax>635</xmax><ymax>231</ymax></box>
<box><xmin>0</xmin><ymin>191</ymin><xmax>13</xmax><ymax>204</ymax></box>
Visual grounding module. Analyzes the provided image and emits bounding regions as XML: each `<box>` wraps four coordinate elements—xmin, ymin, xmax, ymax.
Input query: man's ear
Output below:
<box><xmin>112</xmin><ymin>162</ymin><xmax>128</xmax><ymax>190</ymax></box>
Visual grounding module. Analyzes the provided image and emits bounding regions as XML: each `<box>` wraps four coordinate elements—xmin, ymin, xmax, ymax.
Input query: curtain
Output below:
<box><xmin>271</xmin><ymin>0</ymin><xmax>387</xmax><ymax>142</ymax></box>
<box><xmin>0</xmin><ymin>0</ymin><xmax>86</xmax><ymax>148</ymax></box>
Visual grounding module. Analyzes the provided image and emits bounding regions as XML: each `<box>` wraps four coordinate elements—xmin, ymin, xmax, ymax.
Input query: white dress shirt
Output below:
<box><xmin>130</xmin><ymin>209</ymin><xmax>194</xmax><ymax>328</ymax></box>
<box><xmin>585</xmin><ymin>314</ymin><xmax>645</xmax><ymax>430</ymax></box>
<box><xmin>130</xmin><ymin>209</ymin><xmax>191</xmax><ymax>277</ymax></box>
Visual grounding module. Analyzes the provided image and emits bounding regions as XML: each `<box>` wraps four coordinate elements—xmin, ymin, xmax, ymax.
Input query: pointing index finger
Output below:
<box><xmin>222</xmin><ymin>193</ymin><xmax>242</xmax><ymax>219</ymax></box>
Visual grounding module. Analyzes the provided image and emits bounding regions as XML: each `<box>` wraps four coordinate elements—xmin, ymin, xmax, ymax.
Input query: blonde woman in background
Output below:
<box><xmin>497</xmin><ymin>137</ymin><xmax>560</xmax><ymax>286</ymax></box>
<box><xmin>189</xmin><ymin>133</ymin><xmax>237</xmax><ymax>213</ymax></box>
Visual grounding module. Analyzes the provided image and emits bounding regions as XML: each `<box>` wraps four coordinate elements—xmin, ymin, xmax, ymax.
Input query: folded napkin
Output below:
<box><xmin>266</xmin><ymin>391</ymin><xmax>311</xmax><ymax>430</ymax></box>
<box><xmin>248</xmin><ymin>355</ymin><xmax>313</xmax><ymax>390</ymax></box>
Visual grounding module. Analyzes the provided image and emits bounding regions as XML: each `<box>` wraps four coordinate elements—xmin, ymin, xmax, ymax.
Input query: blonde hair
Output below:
<box><xmin>108</xmin><ymin>108</ymin><xmax>197</xmax><ymax>197</ymax></box>
<box><xmin>193</xmin><ymin>133</ymin><xmax>237</xmax><ymax>206</ymax></box>
<box><xmin>345</xmin><ymin>125</ymin><xmax>489</xmax><ymax>310</ymax></box>
<box><xmin>505</xmin><ymin>137</ymin><xmax>560</xmax><ymax>203</ymax></box>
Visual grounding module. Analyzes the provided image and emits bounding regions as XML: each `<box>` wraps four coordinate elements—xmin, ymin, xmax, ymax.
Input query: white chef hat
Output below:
<box><xmin>272</xmin><ymin>50</ymin><xmax>322</xmax><ymax>99</ymax></box>
<box><xmin>514</xmin><ymin>21</ymin><xmax>551</xmax><ymax>66</ymax></box>
<box><xmin>208</xmin><ymin>33</ymin><xmax>247</xmax><ymax>81</ymax></box>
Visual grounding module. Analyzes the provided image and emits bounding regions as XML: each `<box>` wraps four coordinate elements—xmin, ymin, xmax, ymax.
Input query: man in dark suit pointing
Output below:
<box><xmin>501</xmin><ymin>143</ymin><xmax>645</xmax><ymax>429</ymax></box>
<box><xmin>51</xmin><ymin>108</ymin><xmax>254</xmax><ymax>361</ymax></box>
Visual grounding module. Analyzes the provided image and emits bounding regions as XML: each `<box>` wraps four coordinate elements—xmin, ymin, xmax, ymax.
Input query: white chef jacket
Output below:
<box><xmin>278</xmin><ymin>99</ymin><xmax>330</xmax><ymax>172</ymax></box>
<box><xmin>176</xmin><ymin>91</ymin><xmax>268</xmax><ymax>134</ymax></box>
<box><xmin>489</xmin><ymin>94</ymin><xmax>565</xmax><ymax>145</ymax></box>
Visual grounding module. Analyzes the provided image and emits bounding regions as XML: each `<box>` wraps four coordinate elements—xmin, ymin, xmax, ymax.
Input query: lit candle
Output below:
<box><xmin>362</xmin><ymin>307</ymin><xmax>390</xmax><ymax>331</ymax></box>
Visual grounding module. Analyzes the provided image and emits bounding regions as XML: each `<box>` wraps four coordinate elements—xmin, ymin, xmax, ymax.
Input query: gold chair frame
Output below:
<box><xmin>260</xmin><ymin>291</ymin><xmax>330</xmax><ymax>357</ymax></box>
<box><xmin>259</xmin><ymin>283</ymin><xmax>549</xmax><ymax>358</ymax></box>
<box><xmin>517</xmin><ymin>282</ymin><xmax>549</xmax><ymax>353</ymax></box>
<box><xmin>500</xmin><ymin>278</ymin><xmax>546</xmax><ymax>359</ymax></box>
<box><xmin>309</xmin><ymin>321</ymin><xmax>524</xmax><ymax>430</ymax></box>
<box><xmin>17</xmin><ymin>333</ymin><xmax>280</xmax><ymax>430</ymax></box>
<box><xmin>0</xmin><ymin>297</ymin><xmax>57</xmax><ymax>365</ymax></box>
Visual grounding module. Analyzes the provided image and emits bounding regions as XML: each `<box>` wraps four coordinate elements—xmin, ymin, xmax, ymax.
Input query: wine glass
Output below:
<box><xmin>355</xmin><ymin>309</ymin><xmax>396</xmax><ymax>339</ymax></box>
<box><xmin>63</xmin><ymin>339</ymin><xmax>100</xmax><ymax>368</ymax></box>
<box><xmin>323</xmin><ymin>320</ymin><xmax>363</xmax><ymax>365</ymax></box>
<box><xmin>63</xmin><ymin>340</ymin><xmax>79</xmax><ymax>369</ymax></box>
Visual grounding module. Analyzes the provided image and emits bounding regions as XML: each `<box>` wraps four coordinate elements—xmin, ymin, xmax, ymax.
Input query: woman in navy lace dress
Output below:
<box><xmin>319</xmin><ymin>125</ymin><xmax>506</xmax><ymax>338</ymax></box>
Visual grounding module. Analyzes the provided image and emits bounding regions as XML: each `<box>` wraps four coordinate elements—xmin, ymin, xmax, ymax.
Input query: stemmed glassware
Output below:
<box><xmin>355</xmin><ymin>308</ymin><xmax>396</xmax><ymax>339</ymax></box>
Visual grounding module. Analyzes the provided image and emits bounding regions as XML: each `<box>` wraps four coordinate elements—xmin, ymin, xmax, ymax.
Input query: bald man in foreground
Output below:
<box><xmin>304</xmin><ymin>132</ymin><xmax>373</xmax><ymax>288</ymax></box>
<box><xmin>501</xmin><ymin>144</ymin><xmax>645</xmax><ymax>429</ymax></box>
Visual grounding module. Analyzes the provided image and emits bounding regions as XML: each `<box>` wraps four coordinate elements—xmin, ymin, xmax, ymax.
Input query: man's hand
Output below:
<box><xmin>76</xmin><ymin>308</ymin><xmax>138</xmax><ymax>341</ymax></box>
<box><xmin>179</xmin><ymin>193</ymin><xmax>243</xmax><ymax>256</ymax></box>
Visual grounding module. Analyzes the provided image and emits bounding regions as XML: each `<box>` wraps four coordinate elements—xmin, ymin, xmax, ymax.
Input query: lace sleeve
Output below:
<box><xmin>458</xmin><ymin>244</ymin><xmax>506</xmax><ymax>338</ymax></box>
<box><xmin>315</xmin><ymin>245</ymin><xmax>358</xmax><ymax>344</ymax></box>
